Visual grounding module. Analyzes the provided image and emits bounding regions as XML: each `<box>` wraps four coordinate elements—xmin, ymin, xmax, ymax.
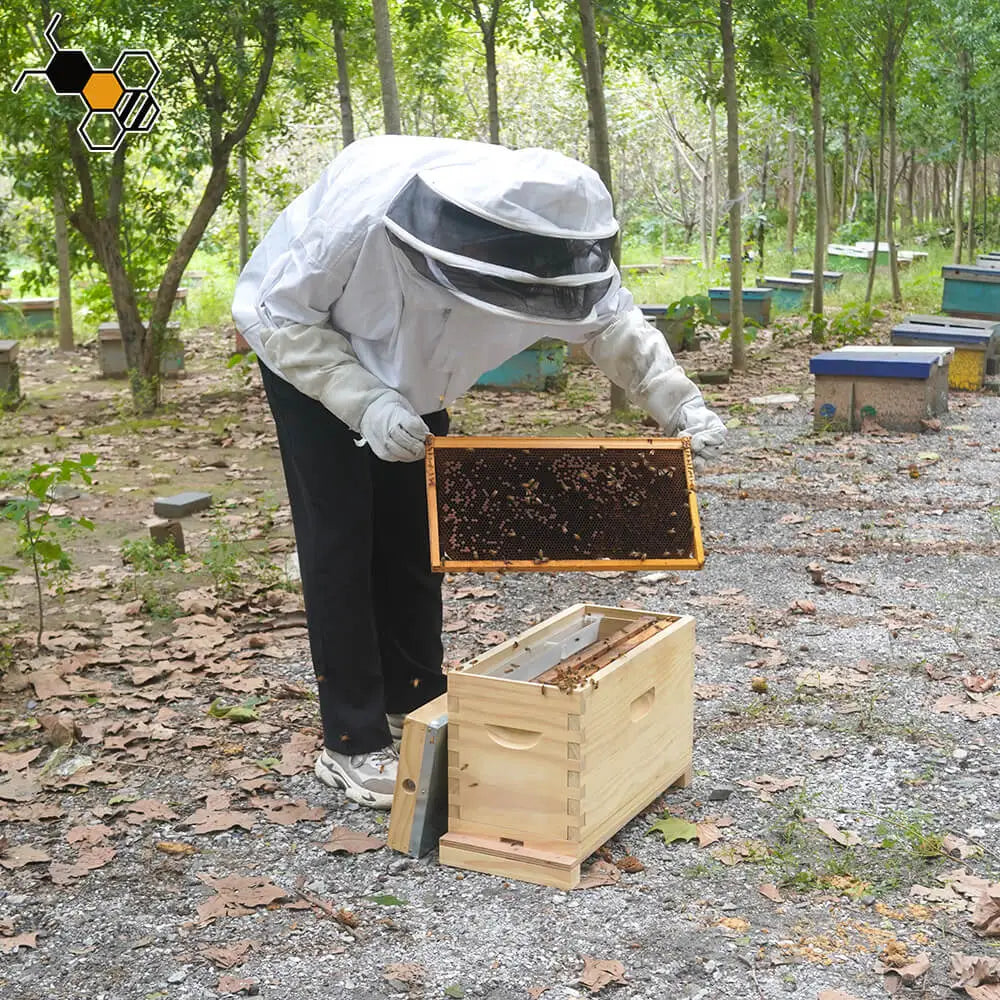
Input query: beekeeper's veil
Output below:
<box><xmin>383</xmin><ymin>147</ymin><xmax>619</xmax><ymax>323</ymax></box>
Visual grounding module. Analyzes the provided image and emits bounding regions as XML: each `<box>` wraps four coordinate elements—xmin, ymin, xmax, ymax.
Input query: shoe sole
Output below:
<box><xmin>315</xmin><ymin>754</ymin><xmax>394</xmax><ymax>810</ymax></box>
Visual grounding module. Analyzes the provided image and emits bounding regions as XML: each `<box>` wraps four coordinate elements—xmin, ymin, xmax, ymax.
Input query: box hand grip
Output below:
<box><xmin>630</xmin><ymin>687</ymin><xmax>656</xmax><ymax>722</ymax></box>
<box><xmin>485</xmin><ymin>725</ymin><xmax>542</xmax><ymax>750</ymax></box>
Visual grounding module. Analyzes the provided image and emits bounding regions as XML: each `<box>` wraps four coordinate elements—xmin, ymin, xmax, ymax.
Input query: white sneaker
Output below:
<box><xmin>387</xmin><ymin>713</ymin><xmax>405</xmax><ymax>748</ymax></box>
<box><xmin>315</xmin><ymin>745</ymin><xmax>399</xmax><ymax>810</ymax></box>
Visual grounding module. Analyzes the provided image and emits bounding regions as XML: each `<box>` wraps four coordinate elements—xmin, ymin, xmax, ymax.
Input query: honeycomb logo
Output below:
<box><xmin>12</xmin><ymin>13</ymin><xmax>160</xmax><ymax>153</ymax></box>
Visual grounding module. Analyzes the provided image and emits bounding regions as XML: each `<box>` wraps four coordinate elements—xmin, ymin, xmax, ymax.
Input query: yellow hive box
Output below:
<box><xmin>439</xmin><ymin>603</ymin><xmax>695</xmax><ymax>889</ymax></box>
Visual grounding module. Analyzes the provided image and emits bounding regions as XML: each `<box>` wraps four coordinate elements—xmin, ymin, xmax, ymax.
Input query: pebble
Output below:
<box><xmin>953</xmin><ymin>748</ymin><xmax>969</xmax><ymax>761</ymax></box>
<box><xmin>166</xmin><ymin>970</ymin><xmax>187</xmax><ymax>984</ymax></box>
<box><xmin>709</xmin><ymin>787</ymin><xmax>735</xmax><ymax>801</ymax></box>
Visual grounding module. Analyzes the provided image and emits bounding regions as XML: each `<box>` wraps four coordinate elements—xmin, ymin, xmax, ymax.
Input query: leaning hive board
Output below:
<box><xmin>425</xmin><ymin>436</ymin><xmax>703</xmax><ymax>572</ymax></box>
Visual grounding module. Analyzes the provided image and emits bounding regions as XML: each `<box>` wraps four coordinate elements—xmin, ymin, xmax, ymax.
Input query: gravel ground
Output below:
<box><xmin>2</xmin><ymin>368</ymin><xmax>998</xmax><ymax>1000</ymax></box>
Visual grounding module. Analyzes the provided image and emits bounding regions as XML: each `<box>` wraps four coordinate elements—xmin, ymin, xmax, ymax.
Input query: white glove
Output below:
<box><xmin>677</xmin><ymin>398</ymin><xmax>727</xmax><ymax>454</ymax></box>
<box><xmin>359</xmin><ymin>392</ymin><xmax>431</xmax><ymax>462</ymax></box>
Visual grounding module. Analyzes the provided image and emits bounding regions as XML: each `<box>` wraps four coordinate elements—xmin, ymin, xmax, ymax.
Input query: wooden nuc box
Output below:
<box><xmin>437</xmin><ymin>604</ymin><xmax>695</xmax><ymax>889</ymax></box>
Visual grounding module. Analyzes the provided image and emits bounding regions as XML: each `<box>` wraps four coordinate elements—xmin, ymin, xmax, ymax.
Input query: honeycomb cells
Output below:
<box><xmin>431</xmin><ymin>441</ymin><xmax>698</xmax><ymax>566</ymax></box>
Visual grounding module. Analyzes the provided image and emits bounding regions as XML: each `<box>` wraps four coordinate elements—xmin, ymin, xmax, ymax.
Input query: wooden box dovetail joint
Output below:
<box><xmin>425</xmin><ymin>436</ymin><xmax>703</xmax><ymax>573</ymax></box>
<box><xmin>387</xmin><ymin>693</ymin><xmax>449</xmax><ymax>857</ymax></box>
<box><xmin>438</xmin><ymin>603</ymin><xmax>695</xmax><ymax>889</ymax></box>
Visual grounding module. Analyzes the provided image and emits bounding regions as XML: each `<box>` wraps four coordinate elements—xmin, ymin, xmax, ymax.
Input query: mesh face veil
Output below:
<box><xmin>385</xmin><ymin>174</ymin><xmax>617</xmax><ymax>321</ymax></box>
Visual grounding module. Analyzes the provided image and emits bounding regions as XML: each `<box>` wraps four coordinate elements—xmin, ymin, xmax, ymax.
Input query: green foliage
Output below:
<box><xmin>200</xmin><ymin>519</ymin><xmax>245</xmax><ymax>597</ymax></box>
<box><xmin>647</xmin><ymin>815</ymin><xmax>698</xmax><ymax>844</ymax></box>
<box><xmin>875</xmin><ymin>810</ymin><xmax>946</xmax><ymax>860</ymax></box>
<box><xmin>119</xmin><ymin>536</ymin><xmax>186</xmax><ymax>619</ymax></box>
<box><xmin>208</xmin><ymin>696</ymin><xmax>264</xmax><ymax>723</ymax></box>
<box><xmin>0</xmin><ymin>453</ymin><xmax>97</xmax><ymax>646</ymax></box>
<box><xmin>813</xmin><ymin>302</ymin><xmax>886</xmax><ymax>346</ymax></box>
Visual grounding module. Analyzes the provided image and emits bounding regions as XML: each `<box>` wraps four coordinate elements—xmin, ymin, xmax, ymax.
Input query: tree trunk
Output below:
<box><xmin>720</xmin><ymin>0</ymin><xmax>744</xmax><ymax>372</ymax></box>
<box><xmin>840</xmin><ymin>121</ymin><xmax>850</xmax><ymax>227</ymax></box>
<box><xmin>577</xmin><ymin>0</ymin><xmax>624</xmax><ymax>410</ymax></box>
<box><xmin>699</xmin><ymin>158</ymin><xmax>709</xmax><ymax>267</ymax></box>
<box><xmin>673</xmin><ymin>145</ymin><xmax>691</xmax><ymax>244</ymax></box>
<box><xmin>52</xmin><ymin>185</ymin><xmax>74</xmax><ymax>351</ymax></box>
<box><xmin>333</xmin><ymin>21</ymin><xmax>355</xmax><ymax>146</ymax></box>
<box><xmin>709</xmin><ymin>102</ymin><xmax>719</xmax><ymax>265</ymax></box>
<box><xmin>902</xmin><ymin>150</ymin><xmax>915</xmax><ymax>232</ymax></box>
<box><xmin>932</xmin><ymin>163</ymin><xmax>940</xmax><ymax>222</ymax></box>
<box><xmin>953</xmin><ymin>51</ymin><xmax>969</xmax><ymax>263</ymax></box>
<box><xmin>785</xmin><ymin>116</ymin><xmax>798</xmax><ymax>251</ymax></box>
<box><xmin>865</xmin><ymin>53</ymin><xmax>888</xmax><ymax>304</ymax></box>
<box><xmin>967</xmin><ymin>102</ymin><xmax>977</xmax><ymax>263</ymax></box>
<box><xmin>371</xmin><ymin>0</ymin><xmax>401</xmax><ymax>134</ymax></box>
<box><xmin>849</xmin><ymin>137</ymin><xmax>863</xmax><ymax>222</ymax></box>
<box><xmin>238</xmin><ymin>145</ymin><xmax>249</xmax><ymax>271</ymax></box>
<box><xmin>807</xmin><ymin>0</ymin><xmax>825</xmax><ymax>330</ymax></box>
<box><xmin>482</xmin><ymin>25</ymin><xmax>500</xmax><ymax>143</ymax></box>
<box><xmin>885</xmin><ymin>43</ymin><xmax>901</xmax><ymax>304</ymax></box>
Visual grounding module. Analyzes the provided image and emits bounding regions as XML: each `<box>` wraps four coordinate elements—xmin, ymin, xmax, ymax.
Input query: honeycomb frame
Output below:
<box><xmin>425</xmin><ymin>436</ymin><xmax>703</xmax><ymax>573</ymax></box>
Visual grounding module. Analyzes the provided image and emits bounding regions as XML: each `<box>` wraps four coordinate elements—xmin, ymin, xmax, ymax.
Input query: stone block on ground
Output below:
<box><xmin>149</xmin><ymin>518</ymin><xmax>185</xmax><ymax>554</ymax></box>
<box><xmin>153</xmin><ymin>491</ymin><xmax>212</xmax><ymax>519</ymax></box>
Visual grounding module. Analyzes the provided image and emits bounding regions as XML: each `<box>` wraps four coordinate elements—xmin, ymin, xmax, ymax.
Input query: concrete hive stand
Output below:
<box><xmin>0</xmin><ymin>340</ymin><xmax>20</xmax><ymax>407</ymax></box>
<box><xmin>810</xmin><ymin>346</ymin><xmax>952</xmax><ymax>432</ymax></box>
<box><xmin>98</xmin><ymin>321</ymin><xmax>184</xmax><ymax>378</ymax></box>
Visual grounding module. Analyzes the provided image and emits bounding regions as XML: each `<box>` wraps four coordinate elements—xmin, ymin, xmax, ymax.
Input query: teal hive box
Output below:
<box><xmin>760</xmin><ymin>276</ymin><xmax>811</xmax><ymax>314</ymax></box>
<box><xmin>790</xmin><ymin>269</ymin><xmax>844</xmax><ymax>291</ymax></box>
<box><xmin>0</xmin><ymin>298</ymin><xmax>56</xmax><ymax>335</ymax></box>
<box><xmin>941</xmin><ymin>265</ymin><xmax>1000</xmax><ymax>321</ymax></box>
<box><xmin>708</xmin><ymin>287</ymin><xmax>772</xmax><ymax>326</ymax></box>
<box><xmin>475</xmin><ymin>339</ymin><xmax>567</xmax><ymax>391</ymax></box>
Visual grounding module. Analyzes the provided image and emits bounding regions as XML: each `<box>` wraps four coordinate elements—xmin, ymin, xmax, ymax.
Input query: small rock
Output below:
<box><xmin>166</xmin><ymin>970</ymin><xmax>187</xmax><ymax>984</ymax></box>
<box><xmin>782</xmin><ymin>979</ymin><xmax>797</xmax><ymax>992</ymax></box>
<box><xmin>953</xmin><ymin>748</ymin><xmax>969</xmax><ymax>761</ymax></box>
<box><xmin>861</xmin><ymin>895</ymin><xmax>876</xmax><ymax>905</ymax></box>
<box><xmin>708</xmin><ymin>787</ymin><xmax>735</xmax><ymax>802</ymax></box>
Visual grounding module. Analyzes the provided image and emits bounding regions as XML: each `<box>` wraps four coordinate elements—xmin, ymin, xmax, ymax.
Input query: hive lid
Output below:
<box><xmin>810</xmin><ymin>348</ymin><xmax>947</xmax><ymax>379</ymax></box>
<box><xmin>425</xmin><ymin>436</ymin><xmax>702</xmax><ymax>572</ymax></box>
<box><xmin>892</xmin><ymin>325</ymin><xmax>993</xmax><ymax>348</ymax></box>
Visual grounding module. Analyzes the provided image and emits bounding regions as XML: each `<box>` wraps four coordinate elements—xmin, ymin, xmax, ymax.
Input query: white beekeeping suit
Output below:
<box><xmin>233</xmin><ymin>134</ymin><xmax>726</xmax><ymax>462</ymax></box>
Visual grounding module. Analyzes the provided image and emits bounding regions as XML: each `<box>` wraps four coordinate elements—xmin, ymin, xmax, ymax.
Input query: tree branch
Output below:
<box><xmin>222</xmin><ymin>13</ymin><xmax>278</xmax><ymax>155</ymax></box>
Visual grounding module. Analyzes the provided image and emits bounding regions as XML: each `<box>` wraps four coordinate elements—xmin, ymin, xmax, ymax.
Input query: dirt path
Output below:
<box><xmin>1</xmin><ymin>325</ymin><xmax>998</xmax><ymax>1000</ymax></box>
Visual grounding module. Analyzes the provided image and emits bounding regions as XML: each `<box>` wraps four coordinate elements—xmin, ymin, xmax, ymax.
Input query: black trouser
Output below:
<box><xmin>259</xmin><ymin>362</ymin><xmax>449</xmax><ymax>754</ymax></box>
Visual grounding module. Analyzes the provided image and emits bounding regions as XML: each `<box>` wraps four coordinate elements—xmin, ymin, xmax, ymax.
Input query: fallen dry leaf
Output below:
<box><xmin>0</xmin><ymin>844</ymin><xmax>52</xmax><ymax>870</ymax></box>
<box><xmin>384</xmin><ymin>962</ymin><xmax>425</xmax><ymax>985</ymax></box>
<box><xmin>37</xmin><ymin>713</ymin><xmax>77</xmax><ymax>747</ymax></box>
<box><xmin>322</xmin><ymin>826</ymin><xmax>385</xmax><ymax>855</ymax></box>
<box><xmin>185</xmin><ymin>791</ymin><xmax>253</xmax><ymax>835</ymax></box>
<box><xmin>200</xmin><ymin>938</ymin><xmax>260</xmax><ymax>970</ymax></box>
<box><xmin>126</xmin><ymin>799</ymin><xmax>180</xmax><ymax>825</ymax></box>
<box><xmin>66</xmin><ymin>824</ymin><xmax>113</xmax><ymax>847</ymax></box>
<box><xmin>248</xmin><ymin>796</ymin><xmax>325</xmax><ymax>826</ymax></box>
<box><xmin>614</xmin><ymin>855</ymin><xmax>645</xmax><ymax>874</ymax></box>
<box><xmin>576</xmin><ymin>860</ymin><xmax>622</xmax><ymax>890</ymax></box>
<box><xmin>716</xmin><ymin>916</ymin><xmax>750</xmax><ymax>933</ymax></box>
<box><xmin>943</xmin><ymin>835</ymin><xmax>977</xmax><ymax>861</ymax></box>
<box><xmin>0</xmin><ymin>932</ymin><xmax>38</xmax><ymax>954</ymax></box>
<box><xmin>876</xmin><ymin>952</ymin><xmax>930</xmax><ymax>988</ymax></box>
<box><xmin>217</xmin><ymin>975</ymin><xmax>259</xmax><ymax>995</ymax></box>
<box><xmin>194</xmin><ymin>874</ymin><xmax>290</xmax><ymax>924</ymax></box>
<box><xmin>963</xmin><ymin>674</ymin><xmax>997</xmax><ymax>694</ymax></box>
<box><xmin>578</xmin><ymin>956</ymin><xmax>627</xmax><ymax>993</ymax></box>
<box><xmin>814</xmin><ymin>819</ymin><xmax>861</xmax><ymax>847</ymax></box>
<box><xmin>933</xmin><ymin>693</ymin><xmax>1000</xmax><ymax>722</ymax></box>
<box><xmin>725</xmin><ymin>633</ymin><xmax>779</xmax><ymax>649</ymax></box>
<box><xmin>950</xmin><ymin>953</ymin><xmax>1000</xmax><ymax>999</ymax></box>
<box><xmin>810</xmin><ymin>747</ymin><xmax>847</xmax><ymax>762</ymax></box>
<box><xmin>527</xmin><ymin>988</ymin><xmax>550</xmax><ymax>1000</ymax></box>
<box><xmin>758</xmin><ymin>883</ymin><xmax>784</xmax><ymax>903</ymax></box>
<box><xmin>818</xmin><ymin>991</ymin><xmax>860</xmax><ymax>1000</ymax></box>
<box><xmin>696</xmin><ymin>822</ymin><xmax>721</xmax><ymax>848</ymax></box>
<box><xmin>155</xmin><ymin>841</ymin><xmax>196</xmax><ymax>856</ymax></box>
<box><xmin>972</xmin><ymin>883</ymin><xmax>1000</xmax><ymax>937</ymax></box>
<box><xmin>739</xmin><ymin>774</ymin><xmax>803</xmax><ymax>801</ymax></box>
<box><xmin>0</xmin><ymin>771</ymin><xmax>42</xmax><ymax>803</ymax></box>
<box><xmin>48</xmin><ymin>845</ymin><xmax>116</xmax><ymax>885</ymax></box>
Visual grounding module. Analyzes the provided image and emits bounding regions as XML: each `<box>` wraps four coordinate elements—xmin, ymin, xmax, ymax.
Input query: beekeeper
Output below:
<box><xmin>233</xmin><ymin>134</ymin><xmax>726</xmax><ymax>809</ymax></box>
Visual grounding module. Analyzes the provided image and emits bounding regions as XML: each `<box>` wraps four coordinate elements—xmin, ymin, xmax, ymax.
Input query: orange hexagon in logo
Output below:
<box><xmin>82</xmin><ymin>71</ymin><xmax>123</xmax><ymax>111</ymax></box>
